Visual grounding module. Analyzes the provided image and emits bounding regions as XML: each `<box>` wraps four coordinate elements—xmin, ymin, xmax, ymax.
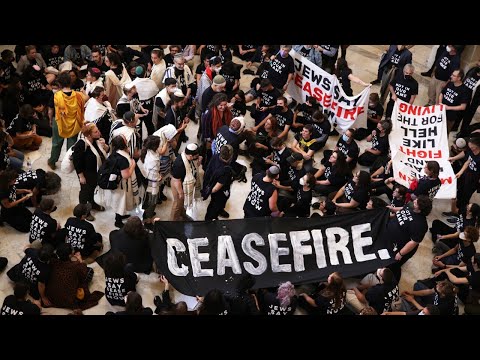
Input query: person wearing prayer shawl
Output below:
<box><xmin>109</xmin><ymin>111</ymin><xmax>146</xmax><ymax>161</ymax></box>
<box><xmin>125</xmin><ymin>65</ymin><xmax>159</xmax><ymax>135</ymax></box>
<box><xmin>47</xmin><ymin>72</ymin><xmax>85</xmax><ymax>170</ymax></box>
<box><xmin>152</xmin><ymin>78</ymin><xmax>177</xmax><ymax>129</ymax></box>
<box><xmin>149</xmin><ymin>48</ymin><xmax>167</xmax><ymax>91</ymax></box>
<box><xmin>84</xmin><ymin>86</ymin><xmax>116</xmax><ymax>140</ymax></box>
<box><xmin>83</xmin><ymin>67</ymin><xmax>104</xmax><ymax>98</ymax></box>
<box><xmin>104</xmin><ymin>52</ymin><xmax>131</xmax><ymax>108</ymax></box>
<box><xmin>170</xmin><ymin>143</ymin><xmax>201</xmax><ymax>221</ymax></box>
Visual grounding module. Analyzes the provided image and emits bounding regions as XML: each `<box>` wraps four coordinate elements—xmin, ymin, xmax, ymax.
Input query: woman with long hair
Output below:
<box><xmin>139</xmin><ymin>135</ymin><xmax>161</xmax><ymax>228</ymax></box>
<box><xmin>331</xmin><ymin>170</ymin><xmax>371</xmax><ymax>213</ymax></box>
<box><xmin>299</xmin><ymin>272</ymin><xmax>348</xmax><ymax>315</ymax></box>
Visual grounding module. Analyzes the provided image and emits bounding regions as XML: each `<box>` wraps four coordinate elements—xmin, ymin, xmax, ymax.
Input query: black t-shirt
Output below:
<box><xmin>296</xmin><ymin>103</ymin><xmax>319</xmax><ymax>124</ymax></box>
<box><xmin>0</xmin><ymin>60</ymin><xmax>16</xmax><ymax>85</ymax></box>
<box><xmin>259</xmin><ymin>87</ymin><xmax>282</xmax><ymax>108</ymax></box>
<box><xmin>312</xmin><ymin>120</ymin><xmax>331</xmax><ymax>140</ymax></box>
<box><xmin>463</xmin><ymin>67</ymin><xmax>480</xmax><ymax>97</ymax></box>
<box><xmin>0</xmin><ymin>184</ymin><xmax>17</xmax><ymax>216</ymax></box>
<box><xmin>457</xmin><ymin>241</ymin><xmax>476</xmax><ymax>264</ymax></box>
<box><xmin>273</xmin><ymin>147</ymin><xmax>292</xmax><ymax>182</ymax></box>
<box><xmin>365</xmin><ymin>282</ymin><xmax>399</xmax><ymax>314</ymax></box>
<box><xmin>105</xmin><ymin>270</ymin><xmax>137</xmax><ymax>306</ymax></box>
<box><xmin>243</xmin><ymin>173</ymin><xmax>276</xmax><ymax>217</ymax></box>
<box><xmin>336</xmin><ymin>137</ymin><xmax>359</xmax><ymax>162</ymax></box>
<box><xmin>214</xmin><ymin>125</ymin><xmax>242</xmax><ymax>154</ymax></box>
<box><xmin>1</xmin><ymin>295</ymin><xmax>41</xmax><ymax>316</ymax></box>
<box><xmin>262</xmin><ymin>291</ymin><xmax>297</xmax><ymax>315</ymax></box>
<box><xmin>195</xmin><ymin>62</ymin><xmax>206</xmax><ymax>76</ymax></box>
<box><xmin>291</xmin><ymin>182</ymin><xmax>313</xmax><ymax>217</ymax></box>
<box><xmin>7</xmin><ymin>115</ymin><xmax>34</xmax><ymax>136</ymax></box>
<box><xmin>284</xmin><ymin>165</ymin><xmax>306</xmax><ymax>187</ymax></box>
<box><xmin>467</xmin><ymin>271</ymin><xmax>480</xmax><ymax>292</ymax></box>
<box><xmin>338</xmin><ymin>68</ymin><xmax>353</xmax><ymax>96</ymax></box>
<box><xmin>314</xmin><ymin>290</ymin><xmax>346</xmax><ymax>315</ymax></box>
<box><xmin>15</xmin><ymin>169</ymin><xmax>46</xmax><ymax>191</ymax></box>
<box><xmin>343</xmin><ymin>180</ymin><xmax>369</xmax><ymax>209</ymax></box>
<box><xmin>442</xmin><ymin>82</ymin><xmax>470</xmax><ymax>108</ymax></box>
<box><xmin>413</xmin><ymin>176</ymin><xmax>441</xmax><ymax>201</ymax></box>
<box><xmin>371</xmin><ymin>133</ymin><xmax>389</xmax><ymax>156</ymax></box>
<box><xmin>171</xmin><ymin>155</ymin><xmax>188</xmax><ymax>181</ymax></box>
<box><xmin>388</xmin><ymin>206</ymin><xmax>428</xmax><ymax>251</ymax></box>
<box><xmin>64</xmin><ymin>217</ymin><xmax>99</xmax><ymax>254</ymax></box>
<box><xmin>464</xmin><ymin>148</ymin><xmax>480</xmax><ymax>175</ymax></box>
<box><xmin>29</xmin><ymin>208</ymin><xmax>58</xmax><ymax>244</ymax></box>
<box><xmin>231</xmin><ymin>101</ymin><xmax>246</xmax><ymax>118</ymax></box>
<box><xmin>433</xmin><ymin>288</ymin><xmax>458</xmax><ymax>315</ymax></box>
<box><xmin>323</xmin><ymin>163</ymin><xmax>349</xmax><ymax>188</ymax></box>
<box><xmin>367</xmin><ymin>102</ymin><xmax>384</xmax><ymax>130</ymax></box>
<box><xmin>390</xmin><ymin>73</ymin><xmax>418</xmax><ymax>103</ymax></box>
<box><xmin>267</xmin><ymin>55</ymin><xmax>295</xmax><ymax>89</ymax></box>
<box><xmin>20</xmin><ymin>248</ymin><xmax>51</xmax><ymax>287</ymax></box>
<box><xmin>434</xmin><ymin>51</ymin><xmax>461</xmax><ymax>81</ymax></box>
<box><xmin>270</xmin><ymin>106</ymin><xmax>293</xmax><ymax>130</ymax></box>
<box><xmin>44</xmin><ymin>51</ymin><xmax>64</xmax><ymax>69</ymax></box>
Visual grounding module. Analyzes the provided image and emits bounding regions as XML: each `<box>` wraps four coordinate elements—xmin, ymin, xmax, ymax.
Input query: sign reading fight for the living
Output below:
<box><xmin>390</xmin><ymin>99</ymin><xmax>456</xmax><ymax>199</ymax></box>
<box><xmin>287</xmin><ymin>50</ymin><xmax>370</xmax><ymax>133</ymax></box>
<box><xmin>151</xmin><ymin>208</ymin><xmax>393</xmax><ymax>296</ymax></box>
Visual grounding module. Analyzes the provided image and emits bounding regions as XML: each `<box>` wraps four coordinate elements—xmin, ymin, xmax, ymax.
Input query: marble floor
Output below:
<box><xmin>0</xmin><ymin>45</ymin><xmax>479</xmax><ymax>315</ymax></box>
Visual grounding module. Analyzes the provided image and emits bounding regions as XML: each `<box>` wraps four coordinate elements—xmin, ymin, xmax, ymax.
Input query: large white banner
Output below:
<box><xmin>287</xmin><ymin>50</ymin><xmax>370</xmax><ymax>133</ymax></box>
<box><xmin>390</xmin><ymin>99</ymin><xmax>456</xmax><ymax>199</ymax></box>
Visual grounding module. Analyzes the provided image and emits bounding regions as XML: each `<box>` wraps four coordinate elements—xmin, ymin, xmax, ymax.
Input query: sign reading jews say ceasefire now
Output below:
<box><xmin>390</xmin><ymin>99</ymin><xmax>456</xmax><ymax>199</ymax></box>
<box><xmin>287</xmin><ymin>49</ymin><xmax>370</xmax><ymax>133</ymax></box>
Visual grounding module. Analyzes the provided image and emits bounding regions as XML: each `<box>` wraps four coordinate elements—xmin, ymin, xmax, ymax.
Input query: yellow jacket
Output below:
<box><xmin>54</xmin><ymin>90</ymin><xmax>84</xmax><ymax>138</ymax></box>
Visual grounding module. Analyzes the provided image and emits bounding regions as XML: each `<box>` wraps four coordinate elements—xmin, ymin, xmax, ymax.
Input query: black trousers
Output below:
<box><xmin>205</xmin><ymin>190</ymin><xmax>229</xmax><ymax>221</ymax></box>
<box><xmin>79</xmin><ymin>171</ymin><xmax>97</xmax><ymax>206</ymax></box>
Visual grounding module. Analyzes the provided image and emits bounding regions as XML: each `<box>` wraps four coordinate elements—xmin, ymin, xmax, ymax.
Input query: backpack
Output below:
<box><xmin>97</xmin><ymin>153</ymin><xmax>121</xmax><ymax>190</ymax></box>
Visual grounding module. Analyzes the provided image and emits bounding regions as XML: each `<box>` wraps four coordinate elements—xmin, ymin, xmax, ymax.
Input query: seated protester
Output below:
<box><xmin>202</xmin><ymin>145</ymin><xmax>235</xmax><ymax>221</ymax></box>
<box><xmin>274</xmin><ymin>152</ymin><xmax>306</xmax><ymax>200</ymax></box>
<box><xmin>0</xmin><ymin>169</ymin><xmax>33</xmax><ymax>233</ymax></box>
<box><xmin>234</xmin><ymin>45</ymin><xmax>258</xmax><ymax>62</ymax></box>
<box><xmin>387</xmin><ymin>196</ymin><xmax>432</xmax><ymax>281</ymax></box>
<box><xmin>64</xmin><ymin>45</ymin><xmax>92</xmax><ymax>70</ymax></box>
<box><xmin>370</xmin><ymin>157</ymin><xmax>394</xmax><ymax>199</ymax></box>
<box><xmin>6</xmin><ymin>103</ymin><xmax>43</xmax><ymax>151</ymax></box>
<box><xmin>384</xmin><ymin>64</ymin><xmax>419</xmax><ymax>119</ymax></box>
<box><xmin>431</xmin><ymin>202</ymin><xmax>480</xmax><ymax>250</ymax></box>
<box><xmin>46</xmin><ymin>243</ymin><xmax>104</xmax><ymax>310</ymax></box>
<box><xmin>409</xmin><ymin>160</ymin><xmax>441</xmax><ymax>201</ymax></box>
<box><xmin>229</xmin><ymin>90</ymin><xmax>247</xmax><ymax>119</ymax></box>
<box><xmin>6</xmin><ymin>243</ymin><xmax>54</xmax><ymax>306</ymax></box>
<box><xmin>243</xmin><ymin>165</ymin><xmax>282</xmax><ymax>218</ymax></box>
<box><xmin>310</xmin><ymin>110</ymin><xmax>330</xmax><ymax>149</ymax></box>
<box><xmin>223</xmin><ymin>274</ymin><xmax>260</xmax><ymax>316</ymax></box>
<box><xmin>31</xmin><ymin>100</ymin><xmax>52</xmax><ymax>137</ymax></box>
<box><xmin>21</xmin><ymin>64</ymin><xmax>52</xmax><ymax>106</ymax></box>
<box><xmin>83</xmin><ymin>67</ymin><xmax>104</xmax><ymax>97</ymax></box>
<box><xmin>298</xmin><ymin>272</ymin><xmax>349</xmax><ymax>315</ymax></box>
<box><xmin>68</xmin><ymin>69</ymin><xmax>84</xmax><ymax>91</ymax></box>
<box><xmin>219</xmin><ymin>60</ymin><xmax>240</xmax><ymax>99</ymax></box>
<box><xmin>406</xmin><ymin>279</ymin><xmax>459</xmax><ymax>316</ymax></box>
<box><xmin>87</xmin><ymin>47</ymin><xmax>109</xmax><ymax>75</ymax></box>
<box><xmin>84</xmin><ymin>86</ymin><xmax>116</xmax><ymax>141</ymax></box>
<box><xmin>106</xmin><ymin>291</ymin><xmax>152</xmax><ymax>315</ymax></box>
<box><xmin>154</xmin><ymin>275</ymin><xmax>192</xmax><ymax>315</ymax></box>
<box><xmin>15</xmin><ymin>169</ymin><xmax>61</xmax><ymax>208</ymax></box>
<box><xmin>323</xmin><ymin>127</ymin><xmax>359</xmax><ymax>170</ymax></box>
<box><xmin>251</xmin><ymin>78</ymin><xmax>282</xmax><ymax>126</ymax></box>
<box><xmin>258</xmin><ymin>281</ymin><xmax>298</xmax><ymax>315</ymax></box>
<box><xmin>2</xmin><ymin>75</ymin><xmax>27</xmax><ymax>126</ymax></box>
<box><xmin>0</xmin><ymin>49</ymin><xmax>17</xmax><ymax>88</ymax></box>
<box><xmin>43</xmin><ymin>45</ymin><xmax>64</xmax><ymax>73</ymax></box>
<box><xmin>432</xmin><ymin>226</ymin><xmax>479</xmax><ymax>270</ymax></box>
<box><xmin>103</xmin><ymin>252</ymin><xmax>138</xmax><ymax>307</ymax></box>
<box><xmin>350</xmin><ymin>268</ymin><xmax>400</xmax><ymax>315</ymax></box>
<box><xmin>197</xmin><ymin>289</ymin><xmax>230</xmax><ymax>315</ymax></box>
<box><xmin>331</xmin><ymin>170</ymin><xmax>371</xmax><ymax>213</ymax></box>
<box><xmin>313</xmin><ymin>150</ymin><xmax>351</xmax><ymax>197</ymax></box>
<box><xmin>358</xmin><ymin>120</ymin><xmax>391</xmax><ymax>168</ymax></box>
<box><xmin>29</xmin><ymin>199</ymin><xmax>63</xmax><ymax>246</ymax></box>
<box><xmin>280</xmin><ymin>173</ymin><xmax>316</xmax><ymax>218</ymax></box>
<box><xmin>365</xmin><ymin>196</ymin><xmax>388</xmax><ymax>210</ymax></box>
<box><xmin>109</xmin><ymin>216</ymin><xmax>153</xmax><ymax>274</ymax></box>
<box><xmin>292</xmin><ymin>124</ymin><xmax>321</xmax><ymax>169</ymax></box>
<box><xmin>64</xmin><ymin>204</ymin><xmax>103</xmax><ymax>259</ymax></box>
<box><xmin>386</xmin><ymin>184</ymin><xmax>408</xmax><ymax>217</ymax></box>
<box><xmin>152</xmin><ymin>77</ymin><xmax>177</xmax><ymax>129</ymax></box>
<box><xmin>268</xmin><ymin>137</ymin><xmax>292</xmax><ymax>183</ymax></box>
<box><xmin>291</xmin><ymin>96</ymin><xmax>321</xmax><ymax>132</ymax></box>
<box><xmin>433</xmin><ymin>253</ymin><xmax>480</xmax><ymax>308</ymax></box>
<box><xmin>252</xmin><ymin>96</ymin><xmax>292</xmax><ymax>140</ymax></box>
<box><xmin>246</xmin><ymin>117</ymin><xmax>279</xmax><ymax>176</ymax></box>
<box><xmin>1</xmin><ymin>282</ymin><xmax>41</xmax><ymax>316</ymax></box>
<box><xmin>355</xmin><ymin>92</ymin><xmax>384</xmax><ymax>141</ymax></box>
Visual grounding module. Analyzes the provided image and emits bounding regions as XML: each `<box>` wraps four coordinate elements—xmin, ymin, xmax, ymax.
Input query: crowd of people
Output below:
<box><xmin>0</xmin><ymin>44</ymin><xmax>479</xmax><ymax>315</ymax></box>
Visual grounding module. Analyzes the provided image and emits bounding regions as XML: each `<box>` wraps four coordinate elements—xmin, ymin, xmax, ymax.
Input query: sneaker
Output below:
<box><xmin>91</xmin><ymin>203</ymin><xmax>105</xmax><ymax>211</ymax></box>
<box><xmin>86</xmin><ymin>213</ymin><xmax>95</xmax><ymax>222</ymax></box>
<box><xmin>243</xmin><ymin>69</ymin><xmax>255</xmax><ymax>75</ymax></box>
<box><xmin>442</xmin><ymin>211</ymin><xmax>458</xmax><ymax>217</ymax></box>
<box><xmin>330</xmin><ymin>129</ymin><xmax>339</xmax><ymax>136</ymax></box>
<box><xmin>370</xmin><ymin>79</ymin><xmax>381</xmax><ymax>85</ymax></box>
<box><xmin>446</xmin><ymin>217</ymin><xmax>458</xmax><ymax>224</ymax></box>
<box><xmin>159</xmin><ymin>193</ymin><xmax>167</xmax><ymax>201</ymax></box>
<box><xmin>219</xmin><ymin>209</ymin><xmax>230</xmax><ymax>218</ymax></box>
<box><xmin>115</xmin><ymin>220</ymin><xmax>124</xmax><ymax>228</ymax></box>
<box><xmin>420</xmin><ymin>71</ymin><xmax>432</xmax><ymax>77</ymax></box>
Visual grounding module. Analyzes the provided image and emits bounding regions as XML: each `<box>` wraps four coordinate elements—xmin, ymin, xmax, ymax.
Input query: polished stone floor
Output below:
<box><xmin>0</xmin><ymin>45</ymin><xmax>479</xmax><ymax>315</ymax></box>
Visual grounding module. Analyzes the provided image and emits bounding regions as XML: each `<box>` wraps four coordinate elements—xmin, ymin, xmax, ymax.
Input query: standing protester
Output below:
<box><xmin>47</xmin><ymin>72</ymin><xmax>84</xmax><ymax>170</ymax></box>
<box><xmin>243</xmin><ymin>165</ymin><xmax>282</xmax><ymax>218</ymax></box>
<box><xmin>457</xmin><ymin>61</ymin><xmax>480</xmax><ymax>138</ymax></box>
<box><xmin>439</xmin><ymin>69</ymin><xmax>469</xmax><ymax>133</ymax></box>
<box><xmin>104</xmin><ymin>52</ymin><xmax>131</xmax><ymax>108</ymax></box>
<box><xmin>385</xmin><ymin>64</ymin><xmax>418</xmax><ymax>119</ymax></box>
<box><xmin>84</xmin><ymin>86</ymin><xmax>115</xmax><ymax>140</ymax></box>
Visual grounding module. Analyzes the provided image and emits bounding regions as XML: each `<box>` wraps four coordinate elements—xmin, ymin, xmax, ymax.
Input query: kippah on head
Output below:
<box><xmin>185</xmin><ymin>143</ymin><xmax>199</xmax><ymax>155</ymax></box>
<box><xmin>268</xmin><ymin>165</ymin><xmax>280</xmax><ymax>175</ymax></box>
<box><xmin>213</xmin><ymin>75</ymin><xmax>226</xmax><ymax>85</ymax></box>
<box><xmin>164</xmin><ymin>77</ymin><xmax>177</xmax><ymax>86</ymax></box>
